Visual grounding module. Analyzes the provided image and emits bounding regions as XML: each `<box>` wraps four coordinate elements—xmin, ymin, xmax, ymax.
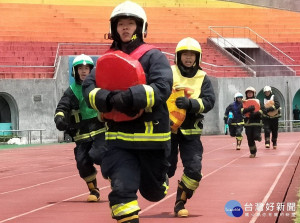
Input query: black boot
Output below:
<box><xmin>236</xmin><ymin>139</ymin><xmax>242</xmax><ymax>150</ymax></box>
<box><xmin>174</xmin><ymin>181</ymin><xmax>189</xmax><ymax>217</ymax></box>
<box><xmin>117</xmin><ymin>214</ymin><xmax>139</xmax><ymax>223</ymax></box>
<box><xmin>265</xmin><ymin>137</ymin><xmax>270</xmax><ymax>148</ymax></box>
<box><xmin>86</xmin><ymin>178</ymin><xmax>100</xmax><ymax>202</ymax></box>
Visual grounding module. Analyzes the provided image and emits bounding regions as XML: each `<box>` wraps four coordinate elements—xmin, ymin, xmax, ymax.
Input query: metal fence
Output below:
<box><xmin>0</xmin><ymin>129</ymin><xmax>46</xmax><ymax>144</ymax></box>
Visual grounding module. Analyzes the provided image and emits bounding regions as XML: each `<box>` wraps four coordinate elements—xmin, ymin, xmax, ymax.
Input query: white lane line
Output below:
<box><xmin>0</xmin><ymin>186</ymin><xmax>110</xmax><ymax>223</ymax></box>
<box><xmin>249</xmin><ymin>140</ymin><xmax>300</xmax><ymax>223</ymax></box>
<box><xmin>0</xmin><ymin>174</ymin><xmax>79</xmax><ymax>195</ymax></box>
<box><xmin>0</xmin><ymin>163</ymin><xmax>74</xmax><ymax>180</ymax></box>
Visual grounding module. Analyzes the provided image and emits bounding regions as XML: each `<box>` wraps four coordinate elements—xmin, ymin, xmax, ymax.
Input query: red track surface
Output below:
<box><xmin>1</xmin><ymin>132</ymin><xmax>300</xmax><ymax>223</ymax></box>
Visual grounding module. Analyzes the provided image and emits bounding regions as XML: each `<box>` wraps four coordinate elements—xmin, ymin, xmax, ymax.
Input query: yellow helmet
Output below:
<box><xmin>107</xmin><ymin>1</ymin><xmax>147</xmax><ymax>40</ymax></box>
<box><xmin>175</xmin><ymin>37</ymin><xmax>202</xmax><ymax>65</ymax></box>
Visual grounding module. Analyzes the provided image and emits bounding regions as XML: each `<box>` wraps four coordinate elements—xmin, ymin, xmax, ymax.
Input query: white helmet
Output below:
<box><xmin>263</xmin><ymin>85</ymin><xmax>272</xmax><ymax>93</ymax></box>
<box><xmin>107</xmin><ymin>1</ymin><xmax>147</xmax><ymax>40</ymax></box>
<box><xmin>72</xmin><ymin>54</ymin><xmax>94</xmax><ymax>77</ymax></box>
<box><xmin>175</xmin><ymin>37</ymin><xmax>202</xmax><ymax>65</ymax></box>
<box><xmin>245</xmin><ymin>86</ymin><xmax>256</xmax><ymax>98</ymax></box>
<box><xmin>234</xmin><ymin>92</ymin><xmax>243</xmax><ymax>101</ymax></box>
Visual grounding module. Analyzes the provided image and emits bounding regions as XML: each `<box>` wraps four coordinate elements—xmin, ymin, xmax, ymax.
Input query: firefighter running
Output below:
<box><xmin>167</xmin><ymin>37</ymin><xmax>215</xmax><ymax>217</ymax></box>
<box><xmin>82</xmin><ymin>1</ymin><xmax>173</xmax><ymax>222</ymax></box>
<box><xmin>54</xmin><ymin>54</ymin><xmax>107</xmax><ymax>202</ymax></box>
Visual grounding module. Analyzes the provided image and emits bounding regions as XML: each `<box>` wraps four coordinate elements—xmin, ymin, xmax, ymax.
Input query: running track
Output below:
<box><xmin>1</xmin><ymin>132</ymin><xmax>300</xmax><ymax>223</ymax></box>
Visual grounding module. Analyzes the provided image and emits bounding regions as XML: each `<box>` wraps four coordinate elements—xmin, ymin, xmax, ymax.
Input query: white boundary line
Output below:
<box><xmin>0</xmin><ymin>174</ymin><xmax>78</xmax><ymax>195</ymax></box>
<box><xmin>0</xmin><ymin>186</ymin><xmax>110</xmax><ymax>223</ymax></box>
<box><xmin>249</xmin><ymin>140</ymin><xmax>300</xmax><ymax>223</ymax></box>
<box><xmin>0</xmin><ymin>163</ymin><xmax>73</xmax><ymax>180</ymax></box>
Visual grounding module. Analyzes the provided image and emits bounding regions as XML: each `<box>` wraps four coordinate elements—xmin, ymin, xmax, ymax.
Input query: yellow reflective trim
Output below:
<box><xmin>112</xmin><ymin>200</ymin><xmax>140</xmax><ymax>217</ymax></box>
<box><xmin>182</xmin><ymin>174</ymin><xmax>199</xmax><ymax>191</ymax></box>
<box><xmin>196</xmin><ymin>98</ymin><xmax>205</xmax><ymax>113</ymax></box>
<box><xmin>143</xmin><ymin>85</ymin><xmax>154</xmax><ymax>112</ymax></box>
<box><xmin>105</xmin><ymin>131</ymin><xmax>171</xmax><ymax>142</ymax></box>
<box><xmin>180</xmin><ymin>128</ymin><xmax>202</xmax><ymax>135</ymax></box>
<box><xmin>163</xmin><ymin>182</ymin><xmax>169</xmax><ymax>195</ymax></box>
<box><xmin>83</xmin><ymin>172</ymin><xmax>97</xmax><ymax>183</ymax></box>
<box><xmin>236</xmin><ymin>136</ymin><xmax>243</xmax><ymax>141</ymax></box>
<box><xmin>230</xmin><ymin>121</ymin><xmax>244</xmax><ymax>125</ymax></box>
<box><xmin>55</xmin><ymin>112</ymin><xmax>64</xmax><ymax>117</ymax></box>
<box><xmin>144</xmin><ymin>121</ymin><xmax>153</xmax><ymax>134</ymax></box>
<box><xmin>73</xmin><ymin>127</ymin><xmax>106</xmax><ymax>141</ymax></box>
<box><xmin>244</xmin><ymin>120</ymin><xmax>263</xmax><ymax>127</ymax></box>
<box><xmin>89</xmin><ymin>88</ymin><xmax>100</xmax><ymax>111</ymax></box>
<box><xmin>71</xmin><ymin>109</ymin><xmax>80</xmax><ymax>123</ymax></box>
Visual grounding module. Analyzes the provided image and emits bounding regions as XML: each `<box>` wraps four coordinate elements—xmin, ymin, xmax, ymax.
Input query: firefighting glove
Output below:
<box><xmin>105</xmin><ymin>91</ymin><xmax>120</xmax><ymax>112</ymax></box>
<box><xmin>223</xmin><ymin>117</ymin><xmax>228</xmax><ymax>124</ymax></box>
<box><xmin>250</xmin><ymin>111</ymin><xmax>261</xmax><ymax>119</ymax></box>
<box><xmin>175</xmin><ymin>97</ymin><xmax>191</xmax><ymax>110</ymax></box>
<box><xmin>55</xmin><ymin>116</ymin><xmax>68</xmax><ymax>131</ymax></box>
<box><xmin>266</xmin><ymin>107</ymin><xmax>275</xmax><ymax>112</ymax></box>
<box><xmin>110</xmin><ymin>89</ymin><xmax>139</xmax><ymax>117</ymax></box>
<box><xmin>170</xmin><ymin>120</ymin><xmax>174</xmax><ymax>126</ymax></box>
<box><xmin>243</xmin><ymin>105</ymin><xmax>255</xmax><ymax>114</ymax></box>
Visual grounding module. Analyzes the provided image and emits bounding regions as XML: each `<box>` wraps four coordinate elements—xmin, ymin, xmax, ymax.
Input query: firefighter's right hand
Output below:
<box><xmin>243</xmin><ymin>105</ymin><xmax>255</xmax><ymax>113</ymax></box>
<box><xmin>55</xmin><ymin>116</ymin><xmax>68</xmax><ymax>131</ymax></box>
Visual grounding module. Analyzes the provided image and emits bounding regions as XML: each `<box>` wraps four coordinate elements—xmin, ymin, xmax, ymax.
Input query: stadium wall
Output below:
<box><xmin>2</xmin><ymin>55</ymin><xmax>299</xmax><ymax>143</ymax></box>
<box><xmin>0</xmin><ymin>57</ymin><xmax>69</xmax><ymax>143</ymax></box>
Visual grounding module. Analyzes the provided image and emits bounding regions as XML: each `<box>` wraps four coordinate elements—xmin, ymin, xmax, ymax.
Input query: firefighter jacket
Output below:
<box><xmin>54</xmin><ymin>82</ymin><xmax>106</xmax><ymax>144</ymax></box>
<box><xmin>171</xmin><ymin>65</ymin><xmax>215</xmax><ymax>139</ymax></box>
<box><xmin>224</xmin><ymin>101</ymin><xmax>244</xmax><ymax>126</ymax></box>
<box><xmin>82</xmin><ymin>44</ymin><xmax>173</xmax><ymax>150</ymax></box>
<box><xmin>261</xmin><ymin>94</ymin><xmax>281</xmax><ymax>119</ymax></box>
<box><xmin>242</xmin><ymin>97</ymin><xmax>263</xmax><ymax>127</ymax></box>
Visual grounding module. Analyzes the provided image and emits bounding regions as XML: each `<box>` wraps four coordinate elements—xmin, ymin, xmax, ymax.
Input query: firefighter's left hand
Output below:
<box><xmin>175</xmin><ymin>97</ymin><xmax>190</xmax><ymax>110</ymax></box>
<box><xmin>110</xmin><ymin>89</ymin><xmax>133</xmax><ymax>113</ymax></box>
<box><xmin>266</xmin><ymin>107</ymin><xmax>275</xmax><ymax>112</ymax></box>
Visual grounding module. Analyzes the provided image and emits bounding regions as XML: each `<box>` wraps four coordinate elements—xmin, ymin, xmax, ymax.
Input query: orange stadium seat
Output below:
<box><xmin>0</xmin><ymin>1</ymin><xmax>299</xmax><ymax>78</ymax></box>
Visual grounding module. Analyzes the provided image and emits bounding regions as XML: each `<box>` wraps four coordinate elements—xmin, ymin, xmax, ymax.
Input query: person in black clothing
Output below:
<box><xmin>166</xmin><ymin>37</ymin><xmax>215</xmax><ymax>217</ymax></box>
<box><xmin>82</xmin><ymin>1</ymin><xmax>172</xmax><ymax>222</ymax></box>
<box><xmin>242</xmin><ymin>86</ymin><xmax>263</xmax><ymax>158</ymax></box>
<box><xmin>224</xmin><ymin>92</ymin><xmax>244</xmax><ymax>150</ymax></box>
<box><xmin>54</xmin><ymin>54</ymin><xmax>106</xmax><ymax>202</ymax></box>
<box><xmin>261</xmin><ymin>86</ymin><xmax>281</xmax><ymax>149</ymax></box>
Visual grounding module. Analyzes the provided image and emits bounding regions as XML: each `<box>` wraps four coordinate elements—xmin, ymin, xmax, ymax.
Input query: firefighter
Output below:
<box><xmin>224</xmin><ymin>92</ymin><xmax>244</xmax><ymax>150</ymax></box>
<box><xmin>82</xmin><ymin>1</ymin><xmax>172</xmax><ymax>222</ymax></box>
<box><xmin>167</xmin><ymin>37</ymin><xmax>215</xmax><ymax>217</ymax></box>
<box><xmin>54</xmin><ymin>54</ymin><xmax>107</xmax><ymax>202</ymax></box>
<box><xmin>242</xmin><ymin>86</ymin><xmax>263</xmax><ymax>158</ymax></box>
<box><xmin>261</xmin><ymin>86</ymin><xmax>281</xmax><ymax>149</ymax></box>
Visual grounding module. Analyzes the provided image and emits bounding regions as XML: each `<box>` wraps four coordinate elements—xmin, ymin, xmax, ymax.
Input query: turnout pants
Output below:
<box><xmin>229</xmin><ymin>124</ymin><xmax>243</xmax><ymax>138</ymax></box>
<box><xmin>100</xmin><ymin>146</ymin><xmax>169</xmax><ymax>219</ymax></box>
<box><xmin>168</xmin><ymin>131</ymin><xmax>203</xmax><ymax>182</ymax></box>
<box><xmin>74</xmin><ymin>133</ymin><xmax>106</xmax><ymax>179</ymax></box>
<box><xmin>245</xmin><ymin>125</ymin><xmax>261</xmax><ymax>154</ymax></box>
<box><xmin>263</xmin><ymin>118</ymin><xmax>279</xmax><ymax>145</ymax></box>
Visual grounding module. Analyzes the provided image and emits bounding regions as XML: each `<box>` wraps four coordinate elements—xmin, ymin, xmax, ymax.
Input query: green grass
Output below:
<box><xmin>0</xmin><ymin>142</ymin><xmax>64</xmax><ymax>150</ymax></box>
<box><xmin>295</xmin><ymin>189</ymin><xmax>300</xmax><ymax>223</ymax></box>
<box><xmin>0</xmin><ymin>143</ymin><xmax>43</xmax><ymax>150</ymax></box>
